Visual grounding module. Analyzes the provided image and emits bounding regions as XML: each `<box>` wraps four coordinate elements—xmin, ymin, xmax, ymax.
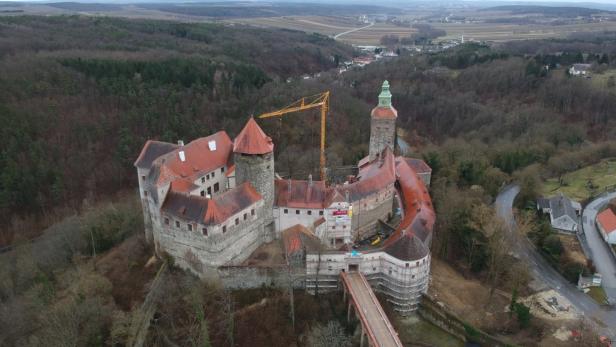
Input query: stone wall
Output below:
<box><xmin>234</xmin><ymin>152</ymin><xmax>275</xmax><ymax>223</ymax></box>
<box><xmin>217</xmin><ymin>265</ymin><xmax>306</xmax><ymax>289</ymax></box>
<box><xmin>369</xmin><ymin>117</ymin><xmax>396</xmax><ymax>161</ymax></box>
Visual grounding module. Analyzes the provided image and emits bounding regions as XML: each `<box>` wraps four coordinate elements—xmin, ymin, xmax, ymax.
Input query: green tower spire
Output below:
<box><xmin>378</xmin><ymin>80</ymin><xmax>392</xmax><ymax>107</ymax></box>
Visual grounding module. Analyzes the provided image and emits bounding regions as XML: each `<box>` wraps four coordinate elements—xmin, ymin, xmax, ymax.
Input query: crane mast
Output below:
<box><xmin>257</xmin><ymin>91</ymin><xmax>330</xmax><ymax>181</ymax></box>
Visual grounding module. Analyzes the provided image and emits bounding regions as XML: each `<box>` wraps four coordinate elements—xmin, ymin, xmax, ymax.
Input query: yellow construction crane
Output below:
<box><xmin>258</xmin><ymin>91</ymin><xmax>330</xmax><ymax>181</ymax></box>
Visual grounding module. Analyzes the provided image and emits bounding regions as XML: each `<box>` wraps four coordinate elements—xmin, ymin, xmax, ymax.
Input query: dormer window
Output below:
<box><xmin>188</xmin><ymin>224</ymin><xmax>193</xmax><ymax>232</ymax></box>
<box><xmin>175</xmin><ymin>221</ymin><xmax>180</xmax><ymax>228</ymax></box>
<box><xmin>221</xmin><ymin>167</ymin><xmax>225</xmax><ymax>173</ymax></box>
<box><xmin>223</xmin><ymin>226</ymin><xmax>227</xmax><ymax>233</ymax></box>
<box><xmin>202</xmin><ymin>228</ymin><xmax>208</xmax><ymax>236</ymax></box>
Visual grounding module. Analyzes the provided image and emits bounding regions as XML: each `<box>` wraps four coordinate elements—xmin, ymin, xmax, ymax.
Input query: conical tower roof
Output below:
<box><xmin>233</xmin><ymin>117</ymin><xmax>274</xmax><ymax>155</ymax></box>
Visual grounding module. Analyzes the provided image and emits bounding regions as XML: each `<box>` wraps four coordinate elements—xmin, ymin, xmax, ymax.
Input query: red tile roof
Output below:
<box><xmin>161</xmin><ymin>182</ymin><xmax>262</xmax><ymax>226</ymax></box>
<box><xmin>371</xmin><ymin>105</ymin><xmax>397</xmax><ymax>120</ymax></box>
<box><xmin>381</xmin><ymin>157</ymin><xmax>435</xmax><ymax>261</ymax></box>
<box><xmin>275</xmin><ymin>179</ymin><xmax>329</xmax><ymax>209</ymax></box>
<box><xmin>233</xmin><ymin>118</ymin><xmax>274</xmax><ymax>155</ymax></box>
<box><xmin>170</xmin><ymin>178</ymin><xmax>199</xmax><ymax>193</ymax></box>
<box><xmin>343</xmin><ymin>147</ymin><xmax>396</xmax><ymax>201</ymax></box>
<box><xmin>134</xmin><ymin>140</ymin><xmax>178</xmax><ymax>169</ymax></box>
<box><xmin>598</xmin><ymin>209</ymin><xmax>616</xmax><ymax>234</ymax></box>
<box><xmin>401</xmin><ymin>158</ymin><xmax>432</xmax><ymax>174</ymax></box>
<box><xmin>282</xmin><ymin>224</ymin><xmax>320</xmax><ymax>257</ymax></box>
<box><xmin>153</xmin><ymin>131</ymin><xmax>233</xmax><ymax>185</ymax></box>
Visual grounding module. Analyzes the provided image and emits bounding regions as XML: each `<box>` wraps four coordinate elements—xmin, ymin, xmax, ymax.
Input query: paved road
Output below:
<box><xmin>496</xmin><ymin>185</ymin><xmax>616</xmax><ymax>339</ymax></box>
<box><xmin>582</xmin><ymin>191</ymin><xmax>616</xmax><ymax>302</ymax></box>
<box><xmin>342</xmin><ymin>272</ymin><xmax>403</xmax><ymax>347</ymax></box>
<box><xmin>333</xmin><ymin>22</ymin><xmax>374</xmax><ymax>39</ymax></box>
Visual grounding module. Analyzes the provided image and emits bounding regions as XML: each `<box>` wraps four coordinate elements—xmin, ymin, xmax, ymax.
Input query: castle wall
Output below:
<box><xmin>350</xmin><ymin>184</ymin><xmax>395</xmax><ymax>239</ymax></box>
<box><xmin>152</xmin><ymin>200</ymin><xmax>267</xmax><ymax>272</ymax></box>
<box><xmin>274</xmin><ymin>206</ymin><xmax>324</xmax><ymax>235</ymax></box>
<box><xmin>305</xmin><ymin>250</ymin><xmax>430</xmax><ymax>314</ymax></box>
<box><xmin>217</xmin><ymin>265</ymin><xmax>306</xmax><ymax>289</ymax></box>
<box><xmin>190</xmin><ymin>165</ymin><xmax>228</xmax><ymax>197</ymax></box>
<box><xmin>369</xmin><ymin>118</ymin><xmax>396</xmax><ymax>161</ymax></box>
<box><xmin>234</xmin><ymin>152</ymin><xmax>275</xmax><ymax>225</ymax></box>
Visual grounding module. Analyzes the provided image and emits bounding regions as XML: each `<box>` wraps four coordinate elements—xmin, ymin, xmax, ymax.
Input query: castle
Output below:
<box><xmin>135</xmin><ymin>81</ymin><xmax>435</xmax><ymax>314</ymax></box>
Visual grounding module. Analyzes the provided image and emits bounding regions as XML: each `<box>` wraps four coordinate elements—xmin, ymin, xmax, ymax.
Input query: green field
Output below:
<box><xmin>541</xmin><ymin>159</ymin><xmax>616</xmax><ymax>201</ymax></box>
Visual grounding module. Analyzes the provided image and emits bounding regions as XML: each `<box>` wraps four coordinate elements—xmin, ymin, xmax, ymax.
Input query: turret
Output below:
<box><xmin>233</xmin><ymin>118</ymin><xmax>275</xmax><ymax>219</ymax></box>
<box><xmin>369</xmin><ymin>80</ymin><xmax>398</xmax><ymax>161</ymax></box>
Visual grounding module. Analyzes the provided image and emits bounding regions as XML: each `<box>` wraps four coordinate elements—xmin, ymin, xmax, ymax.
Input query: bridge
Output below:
<box><xmin>340</xmin><ymin>271</ymin><xmax>404</xmax><ymax>347</ymax></box>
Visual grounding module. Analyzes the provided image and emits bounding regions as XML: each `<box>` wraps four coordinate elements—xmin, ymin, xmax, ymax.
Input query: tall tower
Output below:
<box><xmin>369</xmin><ymin>80</ymin><xmax>398</xmax><ymax>161</ymax></box>
<box><xmin>233</xmin><ymin>118</ymin><xmax>275</xmax><ymax>220</ymax></box>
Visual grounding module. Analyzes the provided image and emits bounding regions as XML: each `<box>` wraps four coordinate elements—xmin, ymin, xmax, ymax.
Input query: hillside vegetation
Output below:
<box><xmin>0</xmin><ymin>15</ymin><xmax>353</xmax><ymax>245</ymax></box>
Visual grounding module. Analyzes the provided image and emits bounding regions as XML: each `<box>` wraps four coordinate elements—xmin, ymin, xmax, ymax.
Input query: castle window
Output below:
<box><xmin>141</xmin><ymin>175</ymin><xmax>145</xmax><ymax>181</ymax></box>
<box><xmin>416</xmin><ymin>261</ymin><xmax>419</xmax><ymax>266</ymax></box>
<box><xmin>284</xmin><ymin>209</ymin><xmax>288</xmax><ymax>214</ymax></box>
<box><xmin>308</xmin><ymin>210</ymin><xmax>312</xmax><ymax>216</ymax></box>
<box><xmin>373</xmin><ymin>267</ymin><xmax>376</xmax><ymax>271</ymax></box>
<box><xmin>202</xmin><ymin>228</ymin><xmax>208</xmax><ymax>236</ymax></box>
<box><xmin>207</xmin><ymin>187</ymin><xmax>212</xmax><ymax>196</ymax></box>
<box><xmin>412</xmin><ymin>275</ymin><xmax>415</xmax><ymax>279</ymax></box>
<box><xmin>201</xmin><ymin>177</ymin><xmax>205</xmax><ymax>183</ymax></box>
<box><xmin>164</xmin><ymin>218</ymin><xmax>169</xmax><ymax>225</ymax></box>
<box><xmin>332</xmin><ymin>226</ymin><xmax>336</xmax><ymax>230</ymax></box>
<box><xmin>251</xmin><ymin>209</ymin><xmax>255</xmax><ymax>216</ymax></box>
<box><xmin>214</xmin><ymin>183</ymin><xmax>220</xmax><ymax>192</ymax></box>
<box><xmin>221</xmin><ymin>167</ymin><xmax>225</xmax><ymax>173</ymax></box>
<box><xmin>235</xmin><ymin>218</ymin><xmax>239</xmax><ymax>225</ymax></box>
<box><xmin>267</xmin><ymin>165</ymin><xmax>271</xmax><ymax>169</ymax></box>
<box><xmin>212</xmin><ymin>172</ymin><xmax>216</xmax><ymax>178</ymax></box>
<box><xmin>223</xmin><ymin>226</ymin><xmax>227</xmax><ymax>233</ymax></box>
<box><xmin>319</xmin><ymin>211</ymin><xmax>324</xmax><ymax>216</ymax></box>
<box><xmin>243</xmin><ymin>213</ymin><xmax>247</xmax><ymax>221</ymax></box>
<box><xmin>296</xmin><ymin>210</ymin><xmax>300</xmax><ymax>215</ymax></box>
<box><xmin>200</xmin><ymin>190</ymin><xmax>205</xmax><ymax>197</ymax></box>
<box><xmin>175</xmin><ymin>221</ymin><xmax>180</xmax><ymax>228</ymax></box>
<box><xmin>342</xmin><ymin>225</ymin><xmax>346</xmax><ymax>229</ymax></box>
<box><xmin>144</xmin><ymin>190</ymin><xmax>148</xmax><ymax>197</ymax></box>
<box><xmin>188</xmin><ymin>224</ymin><xmax>193</xmax><ymax>232</ymax></box>
<box><xmin>206</xmin><ymin>174</ymin><xmax>210</xmax><ymax>180</ymax></box>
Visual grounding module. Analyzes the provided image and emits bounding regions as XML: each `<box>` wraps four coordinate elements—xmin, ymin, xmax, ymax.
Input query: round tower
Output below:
<box><xmin>369</xmin><ymin>80</ymin><xmax>398</xmax><ymax>161</ymax></box>
<box><xmin>233</xmin><ymin>118</ymin><xmax>275</xmax><ymax>220</ymax></box>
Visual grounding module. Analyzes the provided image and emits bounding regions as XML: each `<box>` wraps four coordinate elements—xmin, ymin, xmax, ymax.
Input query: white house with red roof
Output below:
<box><xmin>597</xmin><ymin>208</ymin><xmax>616</xmax><ymax>244</ymax></box>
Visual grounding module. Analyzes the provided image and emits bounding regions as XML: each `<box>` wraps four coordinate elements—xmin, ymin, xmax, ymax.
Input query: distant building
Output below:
<box><xmin>537</xmin><ymin>194</ymin><xmax>581</xmax><ymax>233</ymax></box>
<box><xmin>569</xmin><ymin>63</ymin><xmax>592</xmax><ymax>76</ymax></box>
<box><xmin>597</xmin><ymin>208</ymin><xmax>616</xmax><ymax>244</ymax></box>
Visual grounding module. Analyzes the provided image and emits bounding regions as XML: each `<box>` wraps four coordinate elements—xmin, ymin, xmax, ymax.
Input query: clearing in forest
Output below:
<box><xmin>541</xmin><ymin>158</ymin><xmax>616</xmax><ymax>201</ymax></box>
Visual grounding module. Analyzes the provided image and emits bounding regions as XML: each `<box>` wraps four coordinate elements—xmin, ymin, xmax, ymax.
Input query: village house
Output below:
<box><xmin>537</xmin><ymin>194</ymin><xmax>582</xmax><ymax>233</ymax></box>
<box><xmin>569</xmin><ymin>63</ymin><xmax>592</xmax><ymax>76</ymax></box>
<box><xmin>597</xmin><ymin>208</ymin><xmax>616</xmax><ymax>244</ymax></box>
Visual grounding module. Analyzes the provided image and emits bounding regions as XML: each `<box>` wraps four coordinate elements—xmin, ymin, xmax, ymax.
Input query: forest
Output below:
<box><xmin>2</xmin><ymin>13</ymin><xmax>616</xmax><ymax>346</ymax></box>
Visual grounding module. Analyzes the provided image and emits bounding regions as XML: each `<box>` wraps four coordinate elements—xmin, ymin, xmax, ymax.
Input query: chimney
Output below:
<box><xmin>178</xmin><ymin>140</ymin><xmax>186</xmax><ymax>162</ymax></box>
<box><xmin>345</xmin><ymin>190</ymin><xmax>350</xmax><ymax>203</ymax></box>
<box><xmin>308</xmin><ymin>174</ymin><xmax>313</xmax><ymax>186</ymax></box>
<box><xmin>288</xmin><ymin>178</ymin><xmax>292</xmax><ymax>192</ymax></box>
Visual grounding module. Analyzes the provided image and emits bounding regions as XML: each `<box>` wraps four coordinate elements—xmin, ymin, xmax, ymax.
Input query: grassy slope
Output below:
<box><xmin>541</xmin><ymin>158</ymin><xmax>616</xmax><ymax>200</ymax></box>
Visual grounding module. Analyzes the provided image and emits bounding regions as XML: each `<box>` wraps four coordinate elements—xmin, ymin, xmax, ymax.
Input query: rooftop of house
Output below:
<box><xmin>282</xmin><ymin>224</ymin><xmax>322</xmax><ymax>258</ymax></box>
<box><xmin>146</xmin><ymin>131</ymin><xmax>234</xmax><ymax>186</ymax></box>
<box><xmin>597</xmin><ymin>208</ymin><xmax>616</xmax><ymax>234</ymax></box>
<box><xmin>134</xmin><ymin>140</ymin><xmax>178</xmax><ymax>170</ymax></box>
<box><xmin>548</xmin><ymin>194</ymin><xmax>579</xmax><ymax>221</ymax></box>
<box><xmin>275</xmin><ymin>177</ymin><xmax>330</xmax><ymax>209</ymax></box>
<box><xmin>161</xmin><ymin>182</ymin><xmax>262</xmax><ymax>226</ymax></box>
<box><xmin>233</xmin><ymin>117</ymin><xmax>274</xmax><ymax>155</ymax></box>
